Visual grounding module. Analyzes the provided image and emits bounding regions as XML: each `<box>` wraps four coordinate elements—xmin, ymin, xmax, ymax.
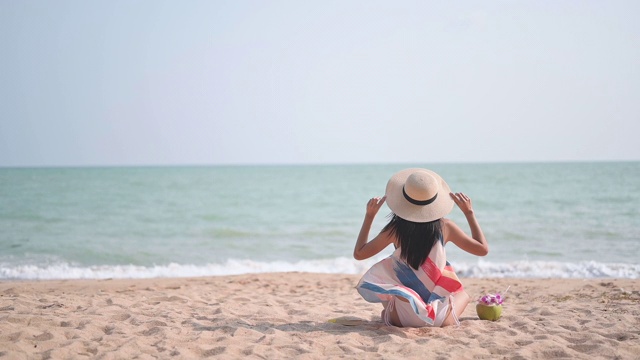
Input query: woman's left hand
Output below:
<box><xmin>355</xmin><ymin>195</ymin><xmax>392</xmax><ymax>260</ymax></box>
<box><xmin>450</xmin><ymin>192</ymin><xmax>474</xmax><ymax>215</ymax></box>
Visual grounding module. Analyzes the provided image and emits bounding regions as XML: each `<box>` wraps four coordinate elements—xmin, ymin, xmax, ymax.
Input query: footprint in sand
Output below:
<box><xmin>86</xmin><ymin>347</ymin><xmax>99</xmax><ymax>356</ymax></box>
<box><xmin>542</xmin><ymin>348</ymin><xmax>571</xmax><ymax>358</ymax></box>
<box><xmin>515</xmin><ymin>340</ymin><xmax>534</xmax><ymax>346</ymax></box>
<box><xmin>111</xmin><ymin>313</ymin><xmax>131</xmax><ymax>321</ymax></box>
<box><xmin>147</xmin><ymin>296</ymin><xmax>188</xmax><ymax>304</ymax></box>
<box><xmin>6</xmin><ymin>316</ymin><xmax>29</xmax><ymax>325</ymax></box>
<box><xmin>6</xmin><ymin>332</ymin><xmax>22</xmax><ymax>342</ymax></box>
<box><xmin>560</xmin><ymin>324</ymin><xmax>579</xmax><ymax>332</ymax></box>
<box><xmin>63</xmin><ymin>331</ymin><xmax>78</xmax><ymax>340</ymax></box>
<box><xmin>539</xmin><ymin>308</ymin><xmax>556</xmax><ymax>316</ymax></box>
<box><xmin>141</xmin><ymin>327</ymin><xmax>162</xmax><ymax>336</ymax></box>
<box><xmin>572</xmin><ymin>308</ymin><xmax>592</xmax><ymax>316</ymax></box>
<box><xmin>33</xmin><ymin>332</ymin><xmax>54</xmax><ymax>341</ymax></box>
<box><xmin>75</xmin><ymin>320</ymin><xmax>90</xmax><ymax>330</ymax></box>
<box><xmin>102</xmin><ymin>325</ymin><xmax>115</xmax><ymax>335</ymax></box>
<box><xmin>129</xmin><ymin>317</ymin><xmax>144</xmax><ymax>326</ymax></box>
<box><xmin>568</xmin><ymin>344</ymin><xmax>601</xmax><ymax>354</ymax></box>
<box><xmin>199</xmin><ymin>346</ymin><xmax>226</xmax><ymax>357</ymax></box>
<box><xmin>146</xmin><ymin>320</ymin><xmax>167</xmax><ymax>327</ymax></box>
<box><xmin>601</xmin><ymin>332</ymin><xmax>636</xmax><ymax>342</ymax></box>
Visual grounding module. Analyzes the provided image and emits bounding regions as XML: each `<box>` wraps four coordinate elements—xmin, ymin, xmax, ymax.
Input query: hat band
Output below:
<box><xmin>403</xmin><ymin>186</ymin><xmax>438</xmax><ymax>206</ymax></box>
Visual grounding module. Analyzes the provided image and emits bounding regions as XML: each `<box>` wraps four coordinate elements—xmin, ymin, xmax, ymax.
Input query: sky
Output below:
<box><xmin>1</xmin><ymin>1</ymin><xmax>639</xmax><ymax>167</ymax></box>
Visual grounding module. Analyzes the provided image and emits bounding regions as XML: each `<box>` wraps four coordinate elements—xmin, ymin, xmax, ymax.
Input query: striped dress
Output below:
<box><xmin>356</xmin><ymin>237</ymin><xmax>464</xmax><ymax>327</ymax></box>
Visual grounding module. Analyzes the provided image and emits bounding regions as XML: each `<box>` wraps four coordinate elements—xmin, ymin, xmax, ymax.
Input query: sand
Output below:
<box><xmin>0</xmin><ymin>274</ymin><xmax>638</xmax><ymax>359</ymax></box>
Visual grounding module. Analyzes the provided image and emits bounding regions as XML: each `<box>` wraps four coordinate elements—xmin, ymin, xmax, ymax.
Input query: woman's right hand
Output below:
<box><xmin>365</xmin><ymin>196</ymin><xmax>386</xmax><ymax>218</ymax></box>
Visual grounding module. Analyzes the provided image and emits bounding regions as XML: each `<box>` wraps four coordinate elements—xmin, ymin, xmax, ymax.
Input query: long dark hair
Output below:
<box><xmin>382</xmin><ymin>213</ymin><xmax>443</xmax><ymax>270</ymax></box>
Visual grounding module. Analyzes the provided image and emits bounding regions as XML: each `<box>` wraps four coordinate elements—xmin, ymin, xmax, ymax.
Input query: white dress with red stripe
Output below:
<box><xmin>356</xmin><ymin>238</ymin><xmax>464</xmax><ymax>327</ymax></box>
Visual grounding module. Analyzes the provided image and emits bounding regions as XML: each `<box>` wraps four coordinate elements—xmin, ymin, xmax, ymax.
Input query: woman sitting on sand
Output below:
<box><xmin>354</xmin><ymin>168</ymin><xmax>488</xmax><ymax>327</ymax></box>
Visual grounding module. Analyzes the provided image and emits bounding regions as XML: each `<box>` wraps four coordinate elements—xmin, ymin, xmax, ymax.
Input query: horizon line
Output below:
<box><xmin>1</xmin><ymin>158</ymin><xmax>639</xmax><ymax>170</ymax></box>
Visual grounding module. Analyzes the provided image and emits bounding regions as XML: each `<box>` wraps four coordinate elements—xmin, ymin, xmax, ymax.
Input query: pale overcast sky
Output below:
<box><xmin>1</xmin><ymin>1</ymin><xmax>638</xmax><ymax>167</ymax></box>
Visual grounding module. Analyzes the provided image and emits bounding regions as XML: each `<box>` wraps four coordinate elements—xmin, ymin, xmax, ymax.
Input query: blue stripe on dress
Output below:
<box><xmin>357</xmin><ymin>282</ymin><xmax>421</xmax><ymax>315</ymax></box>
<box><xmin>393</xmin><ymin>259</ymin><xmax>444</xmax><ymax>304</ymax></box>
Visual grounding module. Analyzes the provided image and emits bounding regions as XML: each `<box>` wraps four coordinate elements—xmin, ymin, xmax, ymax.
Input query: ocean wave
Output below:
<box><xmin>454</xmin><ymin>259</ymin><xmax>640</xmax><ymax>279</ymax></box>
<box><xmin>1</xmin><ymin>258</ymin><xmax>638</xmax><ymax>280</ymax></box>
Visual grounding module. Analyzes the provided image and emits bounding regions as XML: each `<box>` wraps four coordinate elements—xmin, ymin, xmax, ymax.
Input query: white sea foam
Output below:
<box><xmin>454</xmin><ymin>259</ymin><xmax>640</xmax><ymax>279</ymax></box>
<box><xmin>1</xmin><ymin>258</ymin><xmax>638</xmax><ymax>280</ymax></box>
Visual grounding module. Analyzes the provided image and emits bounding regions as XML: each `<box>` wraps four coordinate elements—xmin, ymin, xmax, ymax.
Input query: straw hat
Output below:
<box><xmin>385</xmin><ymin>168</ymin><xmax>454</xmax><ymax>223</ymax></box>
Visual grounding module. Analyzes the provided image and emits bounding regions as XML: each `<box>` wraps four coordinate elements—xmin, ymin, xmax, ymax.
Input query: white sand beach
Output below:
<box><xmin>1</xmin><ymin>274</ymin><xmax>639</xmax><ymax>359</ymax></box>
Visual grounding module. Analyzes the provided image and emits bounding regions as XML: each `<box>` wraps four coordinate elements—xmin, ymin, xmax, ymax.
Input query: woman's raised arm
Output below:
<box><xmin>444</xmin><ymin>192</ymin><xmax>488</xmax><ymax>256</ymax></box>
<box><xmin>353</xmin><ymin>196</ymin><xmax>394</xmax><ymax>260</ymax></box>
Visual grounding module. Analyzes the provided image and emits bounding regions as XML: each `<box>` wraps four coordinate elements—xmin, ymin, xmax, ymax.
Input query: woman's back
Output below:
<box><xmin>383</xmin><ymin>214</ymin><xmax>443</xmax><ymax>270</ymax></box>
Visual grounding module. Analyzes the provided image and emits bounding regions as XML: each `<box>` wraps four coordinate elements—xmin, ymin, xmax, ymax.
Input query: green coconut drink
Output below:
<box><xmin>476</xmin><ymin>286</ymin><xmax>509</xmax><ymax>321</ymax></box>
<box><xmin>476</xmin><ymin>303</ymin><xmax>503</xmax><ymax>321</ymax></box>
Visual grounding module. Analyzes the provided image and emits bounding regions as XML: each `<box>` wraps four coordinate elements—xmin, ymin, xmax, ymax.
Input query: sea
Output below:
<box><xmin>1</xmin><ymin>162</ymin><xmax>639</xmax><ymax>280</ymax></box>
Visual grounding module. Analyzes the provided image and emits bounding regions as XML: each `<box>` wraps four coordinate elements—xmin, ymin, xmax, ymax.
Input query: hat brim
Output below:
<box><xmin>385</xmin><ymin>168</ymin><xmax>454</xmax><ymax>223</ymax></box>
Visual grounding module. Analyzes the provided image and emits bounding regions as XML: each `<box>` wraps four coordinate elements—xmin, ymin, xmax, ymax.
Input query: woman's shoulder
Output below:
<box><xmin>441</xmin><ymin>217</ymin><xmax>456</xmax><ymax>228</ymax></box>
<box><xmin>441</xmin><ymin>218</ymin><xmax>460</xmax><ymax>242</ymax></box>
